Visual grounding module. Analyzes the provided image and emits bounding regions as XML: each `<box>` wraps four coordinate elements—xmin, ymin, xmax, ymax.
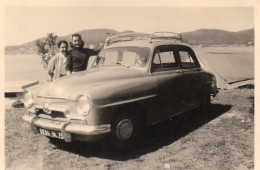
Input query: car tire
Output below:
<box><xmin>101</xmin><ymin>112</ymin><xmax>143</xmax><ymax>154</ymax></box>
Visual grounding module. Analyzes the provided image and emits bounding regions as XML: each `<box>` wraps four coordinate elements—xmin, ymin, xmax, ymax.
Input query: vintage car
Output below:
<box><xmin>23</xmin><ymin>32</ymin><xmax>217</xmax><ymax>151</ymax></box>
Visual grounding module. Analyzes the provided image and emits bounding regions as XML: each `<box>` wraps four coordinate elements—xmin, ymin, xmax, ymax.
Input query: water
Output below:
<box><xmin>5</xmin><ymin>54</ymin><xmax>49</xmax><ymax>83</ymax></box>
<box><xmin>5</xmin><ymin>53</ymin><xmax>97</xmax><ymax>83</ymax></box>
<box><xmin>5</xmin><ymin>47</ymin><xmax>254</xmax><ymax>84</ymax></box>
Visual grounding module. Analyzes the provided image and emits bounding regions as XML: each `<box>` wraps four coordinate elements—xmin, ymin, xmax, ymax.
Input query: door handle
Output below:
<box><xmin>177</xmin><ymin>70</ymin><xmax>184</xmax><ymax>74</ymax></box>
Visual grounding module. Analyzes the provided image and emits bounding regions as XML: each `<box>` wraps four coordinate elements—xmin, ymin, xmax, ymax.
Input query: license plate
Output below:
<box><xmin>38</xmin><ymin>128</ymin><xmax>64</xmax><ymax>139</ymax></box>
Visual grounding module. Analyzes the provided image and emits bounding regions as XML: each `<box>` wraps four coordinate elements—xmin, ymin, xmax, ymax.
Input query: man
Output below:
<box><xmin>66</xmin><ymin>33</ymin><xmax>97</xmax><ymax>74</ymax></box>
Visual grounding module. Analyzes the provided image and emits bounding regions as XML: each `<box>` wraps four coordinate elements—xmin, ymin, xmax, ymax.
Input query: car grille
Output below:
<box><xmin>34</xmin><ymin>97</ymin><xmax>72</xmax><ymax>121</ymax></box>
<box><xmin>36</xmin><ymin>109</ymin><xmax>69</xmax><ymax>121</ymax></box>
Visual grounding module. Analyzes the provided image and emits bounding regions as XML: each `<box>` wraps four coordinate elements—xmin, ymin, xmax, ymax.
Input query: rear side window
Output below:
<box><xmin>178</xmin><ymin>47</ymin><xmax>199</xmax><ymax>69</ymax></box>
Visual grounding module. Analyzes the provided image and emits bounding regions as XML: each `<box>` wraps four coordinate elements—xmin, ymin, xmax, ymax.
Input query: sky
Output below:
<box><xmin>4</xmin><ymin>6</ymin><xmax>254</xmax><ymax>46</ymax></box>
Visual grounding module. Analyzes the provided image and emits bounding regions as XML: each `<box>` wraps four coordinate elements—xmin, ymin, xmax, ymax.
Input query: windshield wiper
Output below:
<box><xmin>115</xmin><ymin>62</ymin><xmax>130</xmax><ymax>68</ymax></box>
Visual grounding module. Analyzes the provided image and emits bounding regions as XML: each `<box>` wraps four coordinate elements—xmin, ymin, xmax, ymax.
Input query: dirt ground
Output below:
<box><xmin>5</xmin><ymin>88</ymin><xmax>254</xmax><ymax>170</ymax></box>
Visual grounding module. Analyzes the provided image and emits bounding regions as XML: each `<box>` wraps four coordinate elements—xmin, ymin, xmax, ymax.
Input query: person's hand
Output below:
<box><xmin>67</xmin><ymin>71</ymin><xmax>72</xmax><ymax>75</ymax></box>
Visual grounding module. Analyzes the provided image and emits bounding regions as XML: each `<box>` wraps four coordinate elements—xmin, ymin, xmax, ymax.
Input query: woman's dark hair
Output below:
<box><xmin>57</xmin><ymin>40</ymin><xmax>68</xmax><ymax>48</ymax></box>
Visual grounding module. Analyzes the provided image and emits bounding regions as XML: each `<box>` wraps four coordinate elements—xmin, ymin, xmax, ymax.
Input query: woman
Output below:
<box><xmin>47</xmin><ymin>40</ymin><xmax>69</xmax><ymax>81</ymax></box>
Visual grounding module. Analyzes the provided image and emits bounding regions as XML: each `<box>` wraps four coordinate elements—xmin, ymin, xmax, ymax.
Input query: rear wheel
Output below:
<box><xmin>102</xmin><ymin>112</ymin><xmax>143</xmax><ymax>154</ymax></box>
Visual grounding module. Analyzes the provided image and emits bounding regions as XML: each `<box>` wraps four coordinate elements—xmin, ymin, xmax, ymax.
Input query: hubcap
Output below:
<box><xmin>116</xmin><ymin>119</ymin><xmax>133</xmax><ymax>141</ymax></box>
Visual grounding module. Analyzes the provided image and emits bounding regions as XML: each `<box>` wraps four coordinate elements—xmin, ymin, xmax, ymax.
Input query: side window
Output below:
<box><xmin>152</xmin><ymin>49</ymin><xmax>177</xmax><ymax>70</ymax></box>
<box><xmin>160</xmin><ymin>51</ymin><xmax>176</xmax><ymax>64</ymax></box>
<box><xmin>179</xmin><ymin>51</ymin><xmax>197</xmax><ymax>68</ymax></box>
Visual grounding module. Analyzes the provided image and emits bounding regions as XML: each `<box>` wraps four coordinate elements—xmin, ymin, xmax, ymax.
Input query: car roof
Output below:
<box><xmin>103</xmin><ymin>39</ymin><xmax>190</xmax><ymax>50</ymax></box>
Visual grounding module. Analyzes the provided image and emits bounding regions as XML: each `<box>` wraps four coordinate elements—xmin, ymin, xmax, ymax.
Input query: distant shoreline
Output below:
<box><xmin>5</xmin><ymin>45</ymin><xmax>254</xmax><ymax>55</ymax></box>
<box><xmin>5</xmin><ymin>51</ymin><xmax>37</xmax><ymax>55</ymax></box>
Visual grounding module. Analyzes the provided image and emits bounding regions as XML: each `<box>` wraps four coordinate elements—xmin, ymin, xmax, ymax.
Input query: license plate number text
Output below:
<box><xmin>38</xmin><ymin>128</ymin><xmax>64</xmax><ymax>139</ymax></box>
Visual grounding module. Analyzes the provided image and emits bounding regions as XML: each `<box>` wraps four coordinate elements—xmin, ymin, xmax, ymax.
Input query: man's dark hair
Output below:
<box><xmin>71</xmin><ymin>33</ymin><xmax>83</xmax><ymax>41</ymax></box>
<box><xmin>70</xmin><ymin>33</ymin><xmax>85</xmax><ymax>49</ymax></box>
<box><xmin>57</xmin><ymin>40</ymin><xmax>68</xmax><ymax>48</ymax></box>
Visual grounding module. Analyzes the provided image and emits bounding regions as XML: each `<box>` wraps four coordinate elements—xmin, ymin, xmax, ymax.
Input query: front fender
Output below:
<box><xmin>78</xmin><ymin>76</ymin><xmax>160</xmax><ymax>126</ymax></box>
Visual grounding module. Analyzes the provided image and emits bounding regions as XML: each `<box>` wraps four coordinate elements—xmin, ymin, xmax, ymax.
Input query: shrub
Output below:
<box><xmin>35</xmin><ymin>33</ymin><xmax>57</xmax><ymax>69</ymax></box>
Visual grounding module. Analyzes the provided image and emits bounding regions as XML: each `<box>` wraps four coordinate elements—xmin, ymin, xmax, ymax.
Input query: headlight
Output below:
<box><xmin>75</xmin><ymin>95</ymin><xmax>91</xmax><ymax>115</ymax></box>
<box><xmin>23</xmin><ymin>91</ymin><xmax>33</xmax><ymax>108</ymax></box>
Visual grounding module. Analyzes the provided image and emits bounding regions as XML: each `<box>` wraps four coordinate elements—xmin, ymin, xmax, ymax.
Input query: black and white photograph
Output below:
<box><xmin>2</xmin><ymin>1</ymin><xmax>257</xmax><ymax>169</ymax></box>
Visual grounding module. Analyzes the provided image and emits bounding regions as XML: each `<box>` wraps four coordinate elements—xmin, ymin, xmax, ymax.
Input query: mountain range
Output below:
<box><xmin>5</xmin><ymin>28</ymin><xmax>254</xmax><ymax>54</ymax></box>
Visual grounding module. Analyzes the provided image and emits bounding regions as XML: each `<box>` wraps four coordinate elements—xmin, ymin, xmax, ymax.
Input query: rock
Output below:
<box><xmin>164</xmin><ymin>163</ymin><xmax>171</xmax><ymax>169</ymax></box>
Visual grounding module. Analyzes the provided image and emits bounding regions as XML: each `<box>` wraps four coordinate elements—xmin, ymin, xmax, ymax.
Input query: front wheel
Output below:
<box><xmin>101</xmin><ymin>112</ymin><xmax>143</xmax><ymax>154</ymax></box>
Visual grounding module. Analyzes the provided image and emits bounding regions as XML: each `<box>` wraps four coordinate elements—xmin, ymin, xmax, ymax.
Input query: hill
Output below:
<box><xmin>181</xmin><ymin>28</ymin><xmax>254</xmax><ymax>45</ymax></box>
<box><xmin>5</xmin><ymin>28</ymin><xmax>254</xmax><ymax>54</ymax></box>
<box><xmin>22</xmin><ymin>29</ymin><xmax>119</xmax><ymax>45</ymax></box>
<box><xmin>5</xmin><ymin>29</ymin><xmax>139</xmax><ymax>54</ymax></box>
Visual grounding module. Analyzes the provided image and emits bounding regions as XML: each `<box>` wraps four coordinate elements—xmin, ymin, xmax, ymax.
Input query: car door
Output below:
<box><xmin>151</xmin><ymin>45</ymin><xmax>187</xmax><ymax>120</ymax></box>
<box><xmin>176</xmin><ymin>45</ymin><xmax>202</xmax><ymax>109</ymax></box>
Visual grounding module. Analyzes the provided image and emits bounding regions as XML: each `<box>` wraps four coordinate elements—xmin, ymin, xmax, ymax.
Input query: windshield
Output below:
<box><xmin>95</xmin><ymin>47</ymin><xmax>151</xmax><ymax>68</ymax></box>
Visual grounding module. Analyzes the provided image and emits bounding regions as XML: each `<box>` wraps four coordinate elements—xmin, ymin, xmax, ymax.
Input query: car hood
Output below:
<box><xmin>37</xmin><ymin>67</ymin><xmax>145</xmax><ymax>99</ymax></box>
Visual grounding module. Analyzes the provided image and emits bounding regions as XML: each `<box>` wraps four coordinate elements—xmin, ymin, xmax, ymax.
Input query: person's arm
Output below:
<box><xmin>66</xmin><ymin>52</ymin><xmax>73</xmax><ymax>74</ymax></box>
<box><xmin>67</xmin><ymin>71</ymin><xmax>71</xmax><ymax>75</ymax></box>
<box><xmin>47</xmin><ymin>56</ymin><xmax>56</xmax><ymax>77</ymax></box>
<box><xmin>88</xmin><ymin>49</ymin><xmax>98</xmax><ymax>56</ymax></box>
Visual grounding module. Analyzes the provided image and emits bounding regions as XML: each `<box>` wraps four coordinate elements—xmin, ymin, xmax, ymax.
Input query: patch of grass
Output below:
<box><xmin>5</xmin><ymin>88</ymin><xmax>254</xmax><ymax>170</ymax></box>
<box><xmin>212</xmin><ymin>89</ymin><xmax>254</xmax><ymax>115</ymax></box>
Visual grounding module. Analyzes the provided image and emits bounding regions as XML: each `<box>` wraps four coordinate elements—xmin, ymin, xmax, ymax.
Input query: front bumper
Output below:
<box><xmin>23</xmin><ymin>115</ymin><xmax>111</xmax><ymax>142</ymax></box>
